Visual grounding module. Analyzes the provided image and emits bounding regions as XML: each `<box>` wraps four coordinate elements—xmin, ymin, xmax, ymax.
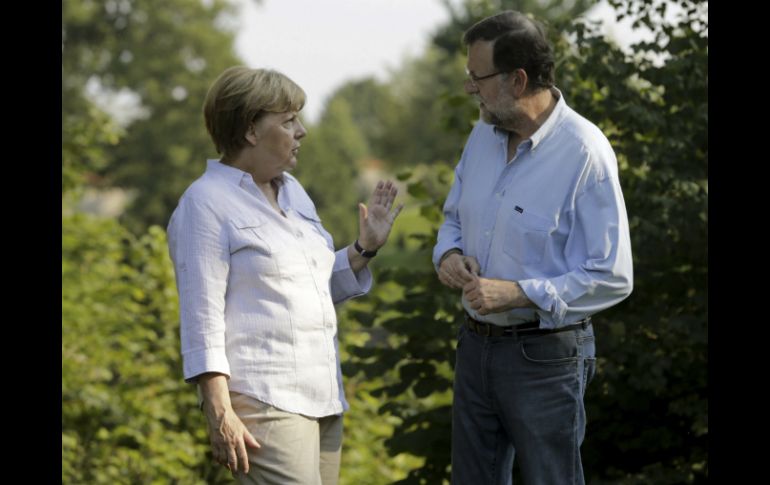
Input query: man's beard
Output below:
<box><xmin>480</xmin><ymin>105</ymin><xmax>502</xmax><ymax>126</ymax></box>
<box><xmin>479</xmin><ymin>101</ymin><xmax>508</xmax><ymax>127</ymax></box>
<box><xmin>477</xmin><ymin>91</ymin><xmax>519</xmax><ymax>128</ymax></box>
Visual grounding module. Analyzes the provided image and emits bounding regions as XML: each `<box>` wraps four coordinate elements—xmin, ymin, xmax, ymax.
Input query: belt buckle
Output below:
<box><xmin>482</xmin><ymin>322</ymin><xmax>491</xmax><ymax>337</ymax></box>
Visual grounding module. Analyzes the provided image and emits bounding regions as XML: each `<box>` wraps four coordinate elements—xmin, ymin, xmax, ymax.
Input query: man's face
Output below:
<box><xmin>465</xmin><ymin>40</ymin><xmax>516</xmax><ymax>126</ymax></box>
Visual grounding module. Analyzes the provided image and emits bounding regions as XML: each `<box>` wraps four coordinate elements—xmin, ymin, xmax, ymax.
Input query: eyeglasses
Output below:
<box><xmin>465</xmin><ymin>68</ymin><xmax>504</xmax><ymax>86</ymax></box>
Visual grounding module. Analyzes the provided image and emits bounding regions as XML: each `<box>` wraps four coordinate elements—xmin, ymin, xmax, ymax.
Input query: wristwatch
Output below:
<box><xmin>354</xmin><ymin>240</ymin><xmax>378</xmax><ymax>258</ymax></box>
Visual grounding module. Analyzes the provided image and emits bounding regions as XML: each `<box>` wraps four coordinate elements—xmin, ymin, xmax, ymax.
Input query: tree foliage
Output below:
<box><xmin>342</xmin><ymin>164</ymin><xmax>460</xmax><ymax>484</ymax></box>
<box><xmin>63</xmin><ymin>0</ymin><xmax>242</xmax><ymax>232</ymax></box>
<box><xmin>557</xmin><ymin>1</ymin><xmax>708</xmax><ymax>482</ymax></box>
<box><xmin>325</xmin><ymin>78</ymin><xmax>400</xmax><ymax>161</ymax></box>
<box><xmin>62</xmin><ymin>1</ymin><xmax>243</xmax><ymax>481</ymax></box>
<box><xmin>293</xmin><ymin>96</ymin><xmax>368</xmax><ymax>246</ymax></box>
<box><xmin>63</xmin><ymin>215</ymin><xmax>210</xmax><ymax>483</ymax></box>
<box><xmin>62</xmin><ymin>100</ymin><xmax>123</xmax><ymax>195</ymax></box>
<box><xmin>432</xmin><ymin>0</ymin><xmax>598</xmax><ymax>57</ymax></box>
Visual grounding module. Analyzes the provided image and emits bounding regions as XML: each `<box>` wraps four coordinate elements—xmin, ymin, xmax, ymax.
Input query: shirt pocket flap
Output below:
<box><xmin>231</xmin><ymin>215</ymin><xmax>267</xmax><ymax>229</ymax></box>
<box><xmin>293</xmin><ymin>205</ymin><xmax>334</xmax><ymax>248</ymax></box>
<box><xmin>294</xmin><ymin>205</ymin><xmax>321</xmax><ymax>222</ymax></box>
<box><xmin>229</xmin><ymin>216</ymin><xmax>271</xmax><ymax>255</ymax></box>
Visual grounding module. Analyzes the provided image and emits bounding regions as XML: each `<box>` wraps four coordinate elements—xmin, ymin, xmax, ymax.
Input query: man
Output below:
<box><xmin>433</xmin><ymin>11</ymin><xmax>633</xmax><ymax>485</ymax></box>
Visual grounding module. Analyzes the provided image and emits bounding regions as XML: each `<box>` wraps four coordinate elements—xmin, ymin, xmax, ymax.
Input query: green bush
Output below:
<box><xmin>62</xmin><ymin>215</ymin><xmax>229</xmax><ymax>483</ymax></box>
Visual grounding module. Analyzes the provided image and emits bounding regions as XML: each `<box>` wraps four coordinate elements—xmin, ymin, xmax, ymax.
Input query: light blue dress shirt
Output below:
<box><xmin>168</xmin><ymin>160</ymin><xmax>371</xmax><ymax>417</ymax></box>
<box><xmin>433</xmin><ymin>89</ymin><xmax>633</xmax><ymax>329</ymax></box>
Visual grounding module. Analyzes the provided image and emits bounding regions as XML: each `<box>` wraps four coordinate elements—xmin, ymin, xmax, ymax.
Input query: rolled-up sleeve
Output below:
<box><xmin>329</xmin><ymin>249</ymin><xmax>372</xmax><ymax>304</ymax></box>
<box><xmin>167</xmin><ymin>196</ymin><xmax>231</xmax><ymax>381</ymax></box>
<box><xmin>519</xmin><ymin>177</ymin><xmax>633</xmax><ymax>328</ymax></box>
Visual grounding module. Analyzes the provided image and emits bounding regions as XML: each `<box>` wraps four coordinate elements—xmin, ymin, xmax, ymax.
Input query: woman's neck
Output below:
<box><xmin>221</xmin><ymin>156</ymin><xmax>285</xmax><ymax>216</ymax></box>
<box><xmin>257</xmin><ymin>179</ymin><xmax>286</xmax><ymax>217</ymax></box>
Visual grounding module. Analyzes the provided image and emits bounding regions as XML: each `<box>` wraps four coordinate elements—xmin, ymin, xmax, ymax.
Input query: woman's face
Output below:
<box><xmin>252</xmin><ymin>110</ymin><xmax>307</xmax><ymax>176</ymax></box>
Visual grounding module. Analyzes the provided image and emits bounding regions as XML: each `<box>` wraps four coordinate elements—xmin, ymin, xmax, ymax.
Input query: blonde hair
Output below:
<box><xmin>203</xmin><ymin>66</ymin><xmax>306</xmax><ymax>158</ymax></box>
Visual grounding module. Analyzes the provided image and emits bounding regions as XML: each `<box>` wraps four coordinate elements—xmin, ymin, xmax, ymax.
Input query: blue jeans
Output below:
<box><xmin>451</xmin><ymin>322</ymin><xmax>596</xmax><ymax>485</ymax></box>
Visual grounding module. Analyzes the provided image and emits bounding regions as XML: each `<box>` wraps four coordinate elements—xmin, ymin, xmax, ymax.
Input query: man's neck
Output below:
<box><xmin>501</xmin><ymin>88</ymin><xmax>556</xmax><ymax>140</ymax></box>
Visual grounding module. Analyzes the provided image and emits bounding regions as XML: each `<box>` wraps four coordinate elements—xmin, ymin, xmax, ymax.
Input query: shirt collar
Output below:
<box><xmin>205</xmin><ymin>159</ymin><xmax>288</xmax><ymax>187</ymax></box>
<box><xmin>529</xmin><ymin>87</ymin><xmax>566</xmax><ymax>150</ymax></box>
<box><xmin>206</xmin><ymin>159</ymin><xmax>250</xmax><ymax>186</ymax></box>
<box><xmin>492</xmin><ymin>87</ymin><xmax>567</xmax><ymax>151</ymax></box>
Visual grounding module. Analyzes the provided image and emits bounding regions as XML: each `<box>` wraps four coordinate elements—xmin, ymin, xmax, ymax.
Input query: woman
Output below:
<box><xmin>167</xmin><ymin>66</ymin><xmax>403</xmax><ymax>484</ymax></box>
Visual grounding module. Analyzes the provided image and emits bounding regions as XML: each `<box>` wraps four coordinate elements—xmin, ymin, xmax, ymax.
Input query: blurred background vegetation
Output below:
<box><xmin>62</xmin><ymin>0</ymin><xmax>707</xmax><ymax>483</ymax></box>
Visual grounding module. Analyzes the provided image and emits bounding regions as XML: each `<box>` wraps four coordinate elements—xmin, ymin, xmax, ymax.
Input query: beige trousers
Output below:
<box><xmin>230</xmin><ymin>392</ymin><xmax>343</xmax><ymax>485</ymax></box>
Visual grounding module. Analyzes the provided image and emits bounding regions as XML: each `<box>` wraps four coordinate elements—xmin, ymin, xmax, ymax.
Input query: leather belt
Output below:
<box><xmin>464</xmin><ymin>312</ymin><xmax>591</xmax><ymax>338</ymax></box>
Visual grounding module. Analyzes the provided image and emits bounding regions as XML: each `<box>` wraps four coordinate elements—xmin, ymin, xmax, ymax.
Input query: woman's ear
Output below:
<box><xmin>245</xmin><ymin>122</ymin><xmax>260</xmax><ymax>146</ymax></box>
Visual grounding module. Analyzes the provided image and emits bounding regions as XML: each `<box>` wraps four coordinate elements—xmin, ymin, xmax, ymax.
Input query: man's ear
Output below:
<box><xmin>245</xmin><ymin>122</ymin><xmax>260</xmax><ymax>146</ymax></box>
<box><xmin>510</xmin><ymin>68</ymin><xmax>528</xmax><ymax>97</ymax></box>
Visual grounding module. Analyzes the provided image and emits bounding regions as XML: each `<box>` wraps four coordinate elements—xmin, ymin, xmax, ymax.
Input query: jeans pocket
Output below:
<box><xmin>520</xmin><ymin>331</ymin><xmax>579</xmax><ymax>365</ymax></box>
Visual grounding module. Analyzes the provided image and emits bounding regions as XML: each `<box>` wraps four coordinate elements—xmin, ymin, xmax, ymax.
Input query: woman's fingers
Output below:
<box><xmin>372</xmin><ymin>181</ymin><xmax>385</xmax><ymax>206</ymax></box>
<box><xmin>384</xmin><ymin>184</ymin><xmax>397</xmax><ymax>210</ymax></box>
<box><xmin>236</xmin><ymin>441</ymin><xmax>250</xmax><ymax>473</ymax></box>
<box><xmin>391</xmin><ymin>203</ymin><xmax>404</xmax><ymax>223</ymax></box>
<box><xmin>226</xmin><ymin>446</ymin><xmax>238</xmax><ymax>471</ymax></box>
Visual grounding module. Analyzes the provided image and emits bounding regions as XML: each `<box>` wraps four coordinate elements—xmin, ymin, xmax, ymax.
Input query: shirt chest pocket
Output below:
<box><xmin>502</xmin><ymin>210</ymin><xmax>553</xmax><ymax>265</ymax></box>
<box><xmin>294</xmin><ymin>206</ymin><xmax>334</xmax><ymax>249</ymax></box>
<box><xmin>229</xmin><ymin>216</ymin><xmax>272</xmax><ymax>256</ymax></box>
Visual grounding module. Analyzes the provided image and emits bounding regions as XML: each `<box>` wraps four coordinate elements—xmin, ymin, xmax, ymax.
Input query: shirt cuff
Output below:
<box><xmin>433</xmin><ymin>244</ymin><xmax>462</xmax><ymax>271</ymax></box>
<box><xmin>331</xmin><ymin>248</ymin><xmax>373</xmax><ymax>303</ymax></box>
<box><xmin>182</xmin><ymin>346</ymin><xmax>231</xmax><ymax>383</ymax></box>
<box><xmin>518</xmin><ymin>278</ymin><xmax>568</xmax><ymax>328</ymax></box>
